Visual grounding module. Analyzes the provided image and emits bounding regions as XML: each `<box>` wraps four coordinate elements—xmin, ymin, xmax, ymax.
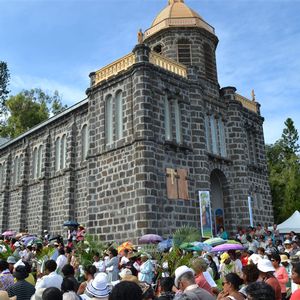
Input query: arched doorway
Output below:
<box><xmin>210</xmin><ymin>169</ymin><xmax>229</xmax><ymax>235</ymax></box>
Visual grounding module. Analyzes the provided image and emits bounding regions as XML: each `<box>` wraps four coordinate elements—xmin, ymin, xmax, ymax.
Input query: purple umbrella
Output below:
<box><xmin>21</xmin><ymin>235</ymin><xmax>38</xmax><ymax>246</ymax></box>
<box><xmin>2</xmin><ymin>230</ymin><xmax>16</xmax><ymax>237</ymax></box>
<box><xmin>211</xmin><ymin>243</ymin><xmax>244</xmax><ymax>252</ymax></box>
<box><xmin>139</xmin><ymin>234</ymin><xmax>163</xmax><ymax>244</ymax></box>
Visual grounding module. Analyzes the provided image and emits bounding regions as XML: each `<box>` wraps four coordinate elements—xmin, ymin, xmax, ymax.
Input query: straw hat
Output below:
<box><xmin>0</xmin><ymin>291</ymin><xmax>16</xmax><ymax>300</ymax></box>
<box><xmin>280</xmin><ymin>254</ymin><xmax>289</xmax><ymax>263</ymax></box>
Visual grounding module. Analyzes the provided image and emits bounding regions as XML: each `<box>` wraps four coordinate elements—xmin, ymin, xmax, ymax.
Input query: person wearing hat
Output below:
<box><xmin>0</xmin><ymin>291</ymin><xmax>16</xmax><ymax>300</ymax></box>
<box><xmin>138</xmin><ymin>254</ymin><xmax>154</xmax><ymax>285</ymax></box>
<box><xmin>290</xmin><ymin>241</ymin><xmax>300</xmax><ymax>257</ymax></box>
<box><xmin>81</xmin><ymin>272</ymin><xmax>111</xmax><ymax>300</ymax></box>
<box><xmin>219</xmin><ymin>253</ymin><xmax>240</xmax><ymax>281</ymax></box>
<box><xmin>257</xmin><ymin>259</ymin><xmax>281</xmax><ymax>300</ymax></box>
<box><xmin>6</xmin><ymin>257</ymin><xmax>16</xmax><ymax>274</ymax></box>
<box><xmin>190</xmin><ymin>258</ymin><xmax>213</xmax><ymax>295</ymax></box>
<box><xmin>7</xmin><ymin>265</ymin><xmax>35</xmax><ymax>300</ymax></box>
<box><xmin>173</xmin><ymin>265</ymin><xmax>214</xmax><ymax>300</ymax></box>
<box><xmin>283</xmin><ymin>240</ymin><xmax>292</xmax><ymax>254</ymax></box>
<box><xmin>0</xmin><ymin>259</ymin><xmax>14</xmax><ymax>291</ymax></box>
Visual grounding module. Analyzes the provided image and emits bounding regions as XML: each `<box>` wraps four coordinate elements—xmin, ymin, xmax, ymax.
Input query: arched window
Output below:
<box><xmin>164</xmin><ymin>95</ymin><xmax>172</xmax><ymax>141</ymax></box>
<box><xmin>115</xmin><ymin>91</ymin><xmax>123</xmax><ymax>140</ymax></box>
<box><xmin>61</xmin><ymin>135</ymin><xmax>67</xmax><ymax>169</ymax></box>
<box><xmin>203</xmin><ymin>43</ymin><xmax>214</xmax><ymax>80</ymax></box>
<box><xmin>37</xmin><ymin>145</ymin><xmax>43</xmax><ymax>178</ymax></box>
<box><xmin>105</xmin><ymin>95</ymin><xmax>113</xmax><ymax>144</ymax></box>
<box><xmin>33</xmin><ymin>148</ymin><xmax>38</xmax><ymax>178</ymax></box>
<box><xmin>81</xmin><ymin>124</ymin><xmax>89</xmax><ymax>160</ymax></box>
<box><xmin>55</xmin><ymin>137</ymin><xmax>61</xmax><ymax>171</ymax></box>
<box><xmin>177</xmin><ymin>39</ymin><xmax>191</xmax><ymax>66</ymax></box>
<box><xmin>0</xmin><ymin>163</ymin><xmax>3</xmax><ymax>189</ymax></box>
<box><xmin>174</xmin><ymin>100</ymin><xmax>182</xmax><ymax>144</ymax></box>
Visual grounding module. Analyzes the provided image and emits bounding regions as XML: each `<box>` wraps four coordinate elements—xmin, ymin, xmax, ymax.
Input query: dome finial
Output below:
<box><xmin>168</xmin><ymin>0</ymin><xmax>184</xmax><ymax>5</ymax></box>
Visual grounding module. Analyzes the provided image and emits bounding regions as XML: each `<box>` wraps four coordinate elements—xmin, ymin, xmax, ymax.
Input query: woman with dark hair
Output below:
<box><xmin>270</xmin><ymin>253</ymin><xmax>289</xmax><ymax>300</ymax></box>
<box><xmin>108</xmin><ymin>281</ymin><xmax>142</xmax><ymax>300</ymax></box>
<box><xmin>245</xmin><ymin>281</ymin><xmax>275</xmax><ymax>300</ymax></box>
<box><xmin>61</xmin><ymin>277</ymin><xmax>81</xmax><ymax>300</ymax></box>
<box><xmin>239</xmin><ymin>264</ymin><xmax>259</xmax><ymax>297</ymax></box>
<box><xmin>105</xmin><ymin>248</ymin><xmax>119</xmax><ymax>282</ymax></box>
<box><xmin>290</xmin><ymin>262</ymin><xmax>300</xmax><ymax>300</ymax></box>
<box><xmin>42</xmin><ymin>287</ymin><xmax>63</xmax><ymax>300</ymax></box>
<box><xmin>77</xmin><ymin>265</ymin><xmax>97</xmax><ymax>295</ymax></box>
<box><xmin>157</xmin><ymin>277</ymin><xmax>174</xmax><ymax>300</ymax></box>
<box><xmin>217</xmin><ymin>273</ymin><xmax>244</xmax><ymax>300</ymax></box>
<box><xmin>218</xmin><ymin>226</ymin><xmax>229</xmax><ymax>240</ymax></box>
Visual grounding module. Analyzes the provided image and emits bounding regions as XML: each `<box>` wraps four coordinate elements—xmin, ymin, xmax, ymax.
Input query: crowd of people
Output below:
<box><xmin>0</xmin><ymin>223</ymin><xmax>300</xmax><ymax>300</ymax></box>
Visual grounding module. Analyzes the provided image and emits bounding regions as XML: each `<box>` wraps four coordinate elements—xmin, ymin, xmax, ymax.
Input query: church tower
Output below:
<box><xmin>144</xmin><ymin>0</ymin><xmax>219</xmax><ymax>84</ymax></box>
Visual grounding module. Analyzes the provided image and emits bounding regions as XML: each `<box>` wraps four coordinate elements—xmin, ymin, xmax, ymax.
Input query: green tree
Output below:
<box><xmin>266</xmin><ymin>118</ymin><xmax>300</xmax><ymax>223</ymax></box>
<box><xmin>0</xmin><ymin>61</ymin><xmax>10</xmax><ymax>115</ymax></box>
<box><xmin>0</xmin><ymin>89</ymin><xmax>67</xmax><ymax>138</ymax></box>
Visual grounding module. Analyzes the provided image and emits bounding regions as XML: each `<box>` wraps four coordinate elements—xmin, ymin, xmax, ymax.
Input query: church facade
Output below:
<box><xmin>0</xmin><ymin>0</ymin><xmax>273</xmax><ymax>242</ymax></box>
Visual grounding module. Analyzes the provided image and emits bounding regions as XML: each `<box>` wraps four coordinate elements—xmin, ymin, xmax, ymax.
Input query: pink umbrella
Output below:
<box><xmin>139</xmin><ymin>234</ymin><xmax>163</xmax><ymax>244</ymax></box>
<box><xmin>2</xmin><ymin>230</ymin><xmax>16</xmax><ymax>237</ymax></box>
<box><xmin>211</xmin><ymin>243</ymin><xmax>244</xmax><ymax>252</ymax></box>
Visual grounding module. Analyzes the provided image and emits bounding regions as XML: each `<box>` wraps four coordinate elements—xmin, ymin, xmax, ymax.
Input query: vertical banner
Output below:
<box><xmin>248</xmin><ymin>195</ymin><xmax>254</xmax><ymax>227</ymax></box>
<box><xmin>199</xmin><ymin>191</ymin><xmax>213</xmax><ymax>238</ymax></box>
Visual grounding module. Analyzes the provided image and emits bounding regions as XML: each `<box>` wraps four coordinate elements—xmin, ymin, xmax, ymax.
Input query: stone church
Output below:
<box><xmin>0</xmin><ymin>0</ymin><xmax>273</xmax><ymax>242</ymax></box>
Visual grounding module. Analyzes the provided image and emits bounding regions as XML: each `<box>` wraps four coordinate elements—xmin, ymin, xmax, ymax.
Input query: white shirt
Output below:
<box><xmin>56</xmin><ymin>254</ymin><xmax>68</xmax><ymax>270</ymax></box>
<box><xmin>35</xmin><ymin>271</ymin><xmax>63</xmax><ymax>290</ymax></box>
<box><xmin>93</xmin><ymin>260</ymin><xmax>105</xmax><ymax>273</ymax></box>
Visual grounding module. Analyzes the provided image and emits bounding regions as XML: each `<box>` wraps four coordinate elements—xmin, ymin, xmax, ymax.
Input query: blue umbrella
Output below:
<box><xmin>157</xmin><ymin>239</ymin><xmax>173</xmax><ymax>251</ymax></box>
<box><xmin>63</xmin><ymin>221</ymin><xmax>79</xmax><ymax>227</ymax></box>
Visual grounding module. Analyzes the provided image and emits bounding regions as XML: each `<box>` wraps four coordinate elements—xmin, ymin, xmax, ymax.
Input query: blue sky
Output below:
<box><xmin>1</xmin><ymin>0</ymin><xmax>299</xmax><ymax>144</ymax></box>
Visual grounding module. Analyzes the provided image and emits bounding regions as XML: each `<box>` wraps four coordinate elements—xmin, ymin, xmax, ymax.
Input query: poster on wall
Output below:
<box><xmin>199</xmin><ymin>191</ymin><xmax>213</xmax><ymax>238</ymax></box>
<box><xmin>248</xmin><ymin>195</ymin><xmax>254</xmax><ymax>227</ymax></box>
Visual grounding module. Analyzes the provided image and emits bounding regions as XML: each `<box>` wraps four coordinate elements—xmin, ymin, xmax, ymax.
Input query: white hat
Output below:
<box><xmin>284</xmin><ymin>240</ymin><xmax>292</xmax><ymax>244</ymax></box>
<box><xmin>257</xmin><ymin>259</ymin><xmax>275</xmax><ymax>273</ymax></box>
<box><xmin>174</xmin><ymin>265</ymin><xmax>195</xmax><ymax>288</ymax></box>
<box><xmin>7</xmin><ymin>256</ymin><xmax>16</xmax><ymax>264</ymax></box>
<box><xmin>85</xmin><ymin>272</ymin><xmax>111</xmax><ymax>298</ymax></box>
<box><xmin>249</xmin><ymin>254</ymin><xmax>262</xmax><ymax>265</ymax></box>
<box><xmin>119</xmin><ymin>268</ymin><xmax>132</xmax><ymax>279</ymax></box>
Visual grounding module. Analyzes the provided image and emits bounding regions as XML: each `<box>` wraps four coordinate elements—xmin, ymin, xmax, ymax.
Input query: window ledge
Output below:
<box><xmin>207</xmin><ymin>152</ymin><xmax>232</xmax><ymax>164</ymax></box>
<box><xmin>164</xmin><ymin>140</ymin><xmax>192</xmax><ymax>154</ymax></box>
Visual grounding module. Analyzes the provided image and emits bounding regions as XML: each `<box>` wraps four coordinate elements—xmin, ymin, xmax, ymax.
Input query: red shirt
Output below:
<box><xmin>265</xmin><ymin>277</ymin><xmax>282</xmax><ymax>300</ymax></box>
<box><xmin>195</xmin><ymin>273</ymin><xmax>212</xmax><ymax>295</ymax></box>
<box><xmin>291</xmin><ymin>288</ymin><xmax>300</xmax><ymax>300</ymax></box>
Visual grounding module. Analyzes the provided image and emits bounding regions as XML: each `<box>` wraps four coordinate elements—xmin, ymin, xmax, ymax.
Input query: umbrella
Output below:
<box><xmin>179</xmin><ymin>242</ymin><xmax>212</xmax><ymax>252</ymax></box>
<box><xmin>226</xmin><ymin>240</ymin><xmax>242</xmax><ymax>244</ymax></box>
<box><xmin>2</xmin><ymin>230</ymin><xmax>16</xmax><ymax>237</ymax></box>
<box><xmin>211</xmin><ymin>243</ymin><xmax>244</xmax><ymax>252</ymax></box>
<box><xmin>21</xmin><ymin>235</ymin><xmax>38</xmax><ymax>246</ymax></box>
<box><xmin>157</xmin><ymin>239</ymin><xmax>173</xmax><ymax>252</ymax></box>
<box><xmin>63</xmin><ymin>221</ymin><xmax>79</xmax><ymax>227</ymax></box>
<box><xmin>203</xmin><ymin>237</ymin><xmax>226</xmax><ymax>247</ymax></box>
<box><xmin>139</xmin><ymin>234</ymin><xmax>163</xmax><ymax>244</ymax></box>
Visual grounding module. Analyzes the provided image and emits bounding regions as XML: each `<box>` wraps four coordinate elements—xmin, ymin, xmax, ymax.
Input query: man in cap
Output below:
<box><xmin>7</xmin><ymin>265</ymin><xmax>35</xmax><ymax>300</ymax></box>
<box><xmin>173</xmin><ymin>265</ymin><xmax>214</xmax><ymax>300</ymax></box>
<box><xmin>6</xmin><ymin>257</ymin><xmax>16</xmax><ymax>274</ymax></box>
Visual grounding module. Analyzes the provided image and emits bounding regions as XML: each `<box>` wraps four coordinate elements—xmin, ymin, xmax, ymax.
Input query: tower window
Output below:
<box><xmin>177</xmin><ymin>39</ymin><xmax>191</xmax><ymax>66</ymax></box>
<box><xmin>81</xmin><ymin>124</ymin><xmax>89</xmax><ymax>161</ymax></box>
<box><xmin>203</xmin><ymin>43</ymin><xmax>215</xmax><ymax>80</ymax></box>
<box><xmin>153</xmin><ymin>44</ymin><xmax>162</xmax><ymax>55</ymax></box>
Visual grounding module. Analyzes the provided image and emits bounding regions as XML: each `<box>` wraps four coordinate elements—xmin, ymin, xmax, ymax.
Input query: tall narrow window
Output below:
<box><xmin>61</xmin><ymin>135</ymin><xmax>67</xmax><ymax>169</ymax></box>
<box><xmin>174</xmin><ymin>100</ymin><xmax>182</xmax><ymax>144</ymax></box>
<box><xmin>17</xmin><ymin>155</ymin><xmax>22</xmax><ymax>184</ymax></box>
<box><xmin>203</xmin><ymin>43</ymin><xmax>215</xmax><ymax>81</ymax></box>
<box><xmin>0</xmin><ymin>164</ymin><xmax>3</xmax><ymax>189</ymax></box>
<box><xmin>14</xmin><ymin>156</ymin><xmax>19</xmax><ymax>185</ymax></box>
<box><xmin>177</xmin><ymin>39</ymin><xmax>191</xmax><ymax>66</ymax></box>
<box><xmin>204</xmin><ymin>115</ymin><xmax>211</xmax><ymax>152</ymax></box>
<box><xmin>81</xmin><ymin>124</ymin><xmax>89</xmax><ymax>160</ymax></box>
<box><xmin>33</xmin><ymin>148</ymin><xmax>38</xmax><ymax>178</ymax></box>
<box><xmin>55</xmin><ymin>137</ymin><xmax>61</xmax><ymax>171</ymax></box>
<box><xmin>218</xmin><ymin>119</ymin><xmax>227</xmax><ymax>157</ymax></box>
<box><xmin>105</xmin><ymin>95</ymin><xmax>113</xmax><ymax>144</ymax></box>
<box><xmin>115</xmin><ymin>91</ymin><xmax>123</xmax><ymax>140</ymax></box>
<box><xmin>164</xmin><ymin>96</ymin><xmax>172</xmax><ymax>141</ymax></box>
<box><xmin>210</xmin><ymin>115</ymin><xmax>218</xmax><ymax>154</ymax></box>
<box><xmin>37</xmin><ymin>145</ymin><xmax>43</xmax><ymax>178</ymax></box>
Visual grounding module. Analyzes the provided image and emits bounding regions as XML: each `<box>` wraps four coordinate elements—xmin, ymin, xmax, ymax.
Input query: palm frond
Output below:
<box><xmin>172</xmin><ymin>226</ymin><xmax>201</xmax><ymax>248</ymax></box>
